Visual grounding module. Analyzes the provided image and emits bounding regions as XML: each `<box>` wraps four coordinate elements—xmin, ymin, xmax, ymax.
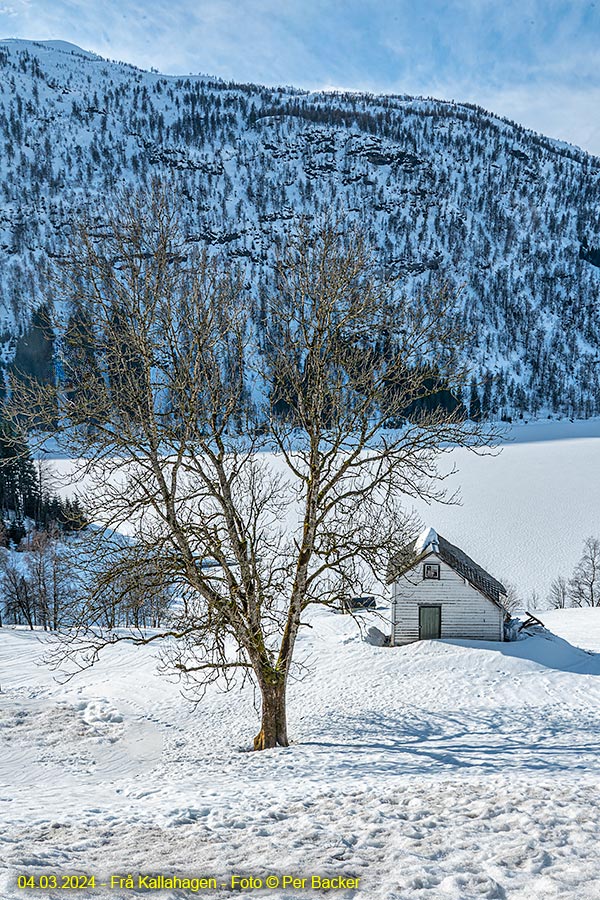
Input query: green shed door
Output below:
<box><xmin>419</xmin><ymin>605</ymin><xmax>441</xmax><ymax>640</ymax></box>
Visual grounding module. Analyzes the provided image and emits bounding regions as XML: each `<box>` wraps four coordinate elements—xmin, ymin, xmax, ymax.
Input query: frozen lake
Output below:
<box><xmin>45</xmin><ymin>418</ymin><xmax>600</xmax><ymax>606</ymax></box>
<box><xmin>408</xmin><ymin>420</ymin><xmax>600</xmax><ymax>604</ymax></box>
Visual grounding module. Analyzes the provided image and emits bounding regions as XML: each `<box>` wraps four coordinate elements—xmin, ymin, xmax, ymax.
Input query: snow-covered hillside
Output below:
<box><xmin>2</xmin><ymin>607</ymin><xmax>600</xmax><ymax>899</ymax></box>
<box><xmin>1</xmin><ymin>39</ymin><xmax>600</xmax><ymax>418</ymax></box>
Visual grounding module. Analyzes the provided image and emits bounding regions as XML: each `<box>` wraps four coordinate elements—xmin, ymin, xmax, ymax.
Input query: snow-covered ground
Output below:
<box><xmin>3</xmin><ymin>421</ymin><xmax>598</xmax><ymax>898</ymax></box>
<box><xmin>2</xmin><ymin>607</ymin><xmax>600</xmax><ymax>899</ymax></box>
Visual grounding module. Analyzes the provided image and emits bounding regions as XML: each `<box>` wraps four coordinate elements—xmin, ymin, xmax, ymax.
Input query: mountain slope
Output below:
<box><xmin>1</xmin><ymin>39</ymin><xmax>600</xmax><ymax>418</ymax></box>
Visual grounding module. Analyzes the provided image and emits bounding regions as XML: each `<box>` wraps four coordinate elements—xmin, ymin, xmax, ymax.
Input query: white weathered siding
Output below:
<box><xmin>391</xmin><ymin>552</ymin><xmax>504</xmax><ymax>645</ymax></box>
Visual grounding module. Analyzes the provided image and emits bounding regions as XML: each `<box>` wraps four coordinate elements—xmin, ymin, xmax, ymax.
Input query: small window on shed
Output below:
<box><xmin>423</xmin><ymin>563</ymin><xmax>440</xmax><ymax>580</ymax></box>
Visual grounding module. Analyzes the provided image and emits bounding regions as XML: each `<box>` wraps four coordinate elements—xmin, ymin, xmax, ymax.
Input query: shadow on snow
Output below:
<box><xmin>297</xmin><ymin>633</ymin><xmax>600</xmax><ymax>776</ymax></box>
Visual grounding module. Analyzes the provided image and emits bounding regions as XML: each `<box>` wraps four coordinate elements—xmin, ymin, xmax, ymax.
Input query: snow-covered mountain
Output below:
<box><xmin>1</xmin><ymin>38</ymin><xmax>600</xmax><ymax>419</ymax></box>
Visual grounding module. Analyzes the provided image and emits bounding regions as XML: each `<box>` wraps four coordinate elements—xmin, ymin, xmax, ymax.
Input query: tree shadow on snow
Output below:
<box><xmin>301</xmin><ymin>704</ymin><xmax>600</xmax><ymax>777</ymax></box>
<box><xmin>295</xmin><ymin>632</ymin><xmax>600</xmax><ymax>776</ymax></box>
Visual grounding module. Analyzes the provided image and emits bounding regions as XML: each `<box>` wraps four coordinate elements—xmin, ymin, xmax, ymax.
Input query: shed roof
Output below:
<box><xmin>387</xmin><ymin>531</ymin><xmax>507</xmax><ymax>608</ymax></box>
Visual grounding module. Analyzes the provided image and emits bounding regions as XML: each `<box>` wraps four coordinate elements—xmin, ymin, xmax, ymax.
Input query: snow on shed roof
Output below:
<box><xmin>414</xmin><ymin>526</ymin><xmax>439</xmax><ymax>554</ymax></box>
<box><xmin>388</xmin><ymin>531</ymin><xmax>507</xmax><ymax>608</ymax></box>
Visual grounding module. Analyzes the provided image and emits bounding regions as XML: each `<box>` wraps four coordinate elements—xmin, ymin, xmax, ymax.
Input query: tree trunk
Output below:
<box><xmin>253</xmin><ymin>676</ymin><xmax>288</xmax><ymax>750</ymax></box>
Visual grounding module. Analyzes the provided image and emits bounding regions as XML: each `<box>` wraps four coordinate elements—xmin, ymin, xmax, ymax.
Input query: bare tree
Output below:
<box><xmin>498</xmin><ymin>578</ymin><xmax>521</xmax><ymax>614</ymax></box>
<box><xmin>0</xmin><ymin>528</ymin><xmax>72</xmax><ymax>630</ymax></box>
<box><xmin>0</xmin><ymin>532</ymin><xmax>7</xmax><ymax>628</ymax></box>
<box><xmin>568</xmin><ymin>537</ymin><xmax>600</xmax><ymax>607</ymax></box>
<box><xmin>2</xmin><ymin>563</ymin><xmax>35</xmax><ymax>629</ymax></box>
<box><xmin>24</xmin><ymin>527</ymin><xmax>72</xmax><ymax>631</ymax></box>
<box><xmin>7</xmin><ymin>185</ymin><xmax>500</xmax><ymax>749</ymax></box>
<box><xmin>24</xmin><ymin>530</ymin><xmax>50</xmax><ymax>630</ymax></box>
<box><xmin>548</xmin><ymin>574</ymin><xmax>569</xmax><ymax>609</ymax></box>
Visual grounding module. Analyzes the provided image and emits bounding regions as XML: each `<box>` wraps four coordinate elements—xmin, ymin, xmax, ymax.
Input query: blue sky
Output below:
<box><xmin>1</xmin><ymin>0</ymin><xmax>599</xmax><ymax>154</ymax></box>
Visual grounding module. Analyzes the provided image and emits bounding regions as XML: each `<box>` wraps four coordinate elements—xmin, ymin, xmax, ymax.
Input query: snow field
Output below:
<box><xmin>2</xmin><ymin>423</ymin><xmax>600</xmax><ymax>898</ymax></box>
<box><xmin>2</xmin><ymin>607</ymin><xmax>600</xmax><ymax>899</ymax></box>
<box><xmin>4</xmin><ymin>778</ymin><xmax>600</xmax><ymax>899</ymax></box>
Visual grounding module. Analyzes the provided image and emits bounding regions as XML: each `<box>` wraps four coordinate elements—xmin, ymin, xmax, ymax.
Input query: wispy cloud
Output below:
<box><xmin>1</xmin><ymin>0</ymin><xmax>599</xmax><ymax>154</ymax></box>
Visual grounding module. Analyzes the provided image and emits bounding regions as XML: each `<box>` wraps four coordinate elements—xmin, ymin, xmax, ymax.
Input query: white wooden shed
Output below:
<box><xmin>388</xmin><ymin>527</ymin><xmax>507</xmax><ymax>645</ymax></box>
